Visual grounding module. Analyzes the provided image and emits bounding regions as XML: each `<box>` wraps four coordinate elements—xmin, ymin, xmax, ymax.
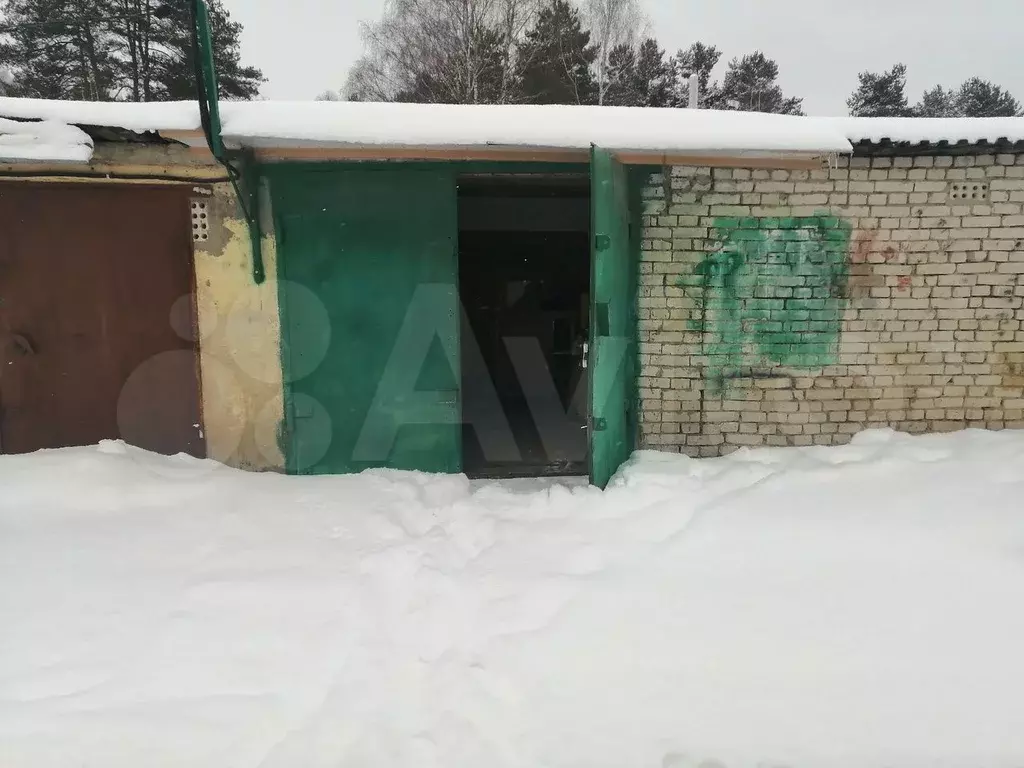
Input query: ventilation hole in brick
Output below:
<box><xmin>950</xmin><ymin>182</ymin><xmax>987</xmax><ymax>202</ymax></box>
<box><xmin>190</xmin><ymin>200</ymin><xmax>210</xmax><ymax>243</ymax></box>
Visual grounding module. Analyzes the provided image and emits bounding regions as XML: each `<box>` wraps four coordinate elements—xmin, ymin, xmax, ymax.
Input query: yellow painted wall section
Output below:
<box><xmin>193</xmin><ymin>183</ymin><xmax>285</xmax><ymax>470</ymax></box>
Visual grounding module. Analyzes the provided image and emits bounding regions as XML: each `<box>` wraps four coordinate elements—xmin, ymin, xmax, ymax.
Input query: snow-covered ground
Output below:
<box><xmin>2</xmin><ymin>429</ymin><xmax>1024</xmax><ymax>768</ymax></box>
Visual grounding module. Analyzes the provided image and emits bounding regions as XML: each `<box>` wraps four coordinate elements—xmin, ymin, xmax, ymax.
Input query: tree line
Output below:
<box><xmin>1</xmin><ymin>0</ymin><xmax>1020</xmax><ymax>119</ymax></box>
<box><xmin>338</xmin><ymin>0</ymin><xmax>805</xmax><ymax>113</ymax></box>
<box><xmin>848</xmin><ymin>63</ymin><xmax>1022</xmax><ymax>118</ymax></box>
<box><xmin>339</xmin><ymin>0</ymin><xmax>1022</xmax><ymax>118</ymax></box>
<box><xmin>0</xmin><ymin>0</ymin><xmax>262</xmax><ymax>101</ymax></box>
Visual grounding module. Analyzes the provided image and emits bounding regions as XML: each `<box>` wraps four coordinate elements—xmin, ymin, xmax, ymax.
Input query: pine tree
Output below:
<box><xmin>123</xmin><ymin>0</ymin><xmax>263</xmax><ymax>100</ymax></box>
<box><xmin>517</xmin><ymin>0</ymin><xmax>597</xmax><ymax>105</ymax></box>
<box><xmin>602</xmin><ymin>42</ymin><xmax>635</xmax><ymax>105</ymax></box>
<box><xmin>0</xmin><ymin>0</ymin><xmax>262</xmax><ymax>101</ymax></box>
<box><xmin>847</xmin><ymin>63</ymin><xmax>911</xmax><ymax>117</ymax></box>
<box><xmin>668</xmin><ymin>41</ymin><xmax>722</xmax><ymax>108</ymax></box>
<box><xmin>954</xmin><ymin>77</ymin><xmax>1022</xmax><ymax>117</ymax></box>
<box><xmin>603</xmin><ymin>37</ymin><xmax>669</xmax><ymax>107</ymax></box>
<box><xmin>914</xmin><ymin>85</ymin><xmax>957</xmax><ymax>117</ymax></box>
<box><xmin>633</xmin><ymin>37</ymin><xmax>669</xmax><ymax>107</ymax></box>
<box><xmin>0</xmin><ymin>0</ymin><xmax>118</xmax><ymax>100</ymax></box>
<box><xmin>718</xmin><ymin>51</ymin><xmax>802</xmax><ymax>114</ymax></box>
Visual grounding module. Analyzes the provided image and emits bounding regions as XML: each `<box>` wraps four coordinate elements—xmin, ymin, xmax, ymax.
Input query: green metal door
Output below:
<box><xmin>589</xmin><ymin>147</ymin><xmax>636</xmax><ymax>488</ymax></box>
<box><xmin>272</xmin><ymin>166</ymin><xmax>461</xmax><ymax>475</ymax></box>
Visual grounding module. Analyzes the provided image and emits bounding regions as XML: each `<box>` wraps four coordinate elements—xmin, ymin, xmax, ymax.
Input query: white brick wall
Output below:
<box><xmin>638</xmin><ymin>151</ymin><xmax>1024</xmax><ymax>457</ymax></box>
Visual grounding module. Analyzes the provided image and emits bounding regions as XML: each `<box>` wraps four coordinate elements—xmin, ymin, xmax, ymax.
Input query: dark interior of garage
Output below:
<box><xmin>457</xmin><ymin>174</ymin><xmax>590</xmax><ymax>477</ymax></box>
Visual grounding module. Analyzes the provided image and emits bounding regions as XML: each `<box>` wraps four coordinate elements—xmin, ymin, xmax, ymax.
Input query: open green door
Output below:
<box><xmin>272</xmin><ymin>166</ymin><xmax>461</xmax><ymax>475</ymax></box>
<box><xmin>589</xmin><ymin>146</ymin><xmax>636</xmax><ymax>488</ymax></box>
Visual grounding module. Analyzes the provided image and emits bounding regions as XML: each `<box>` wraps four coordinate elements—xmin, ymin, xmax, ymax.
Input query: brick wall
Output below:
<box><xmin>638</xmin><ymin>151</ymin><xmax>1024</xmax><ymax>456</ymax></box>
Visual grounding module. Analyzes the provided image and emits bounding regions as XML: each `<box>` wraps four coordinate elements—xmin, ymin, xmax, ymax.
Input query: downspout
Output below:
<box><xmin>191</xmin><ymin>0</ymin><xmax>265</xmax><ymax>285</ymax></box>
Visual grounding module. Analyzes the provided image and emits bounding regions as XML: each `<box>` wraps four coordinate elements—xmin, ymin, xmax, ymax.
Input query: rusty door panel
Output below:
<box><xmin>0</xmin><ymin>182</ymin><xmax>204</xmax><ymax>457</ymax></box>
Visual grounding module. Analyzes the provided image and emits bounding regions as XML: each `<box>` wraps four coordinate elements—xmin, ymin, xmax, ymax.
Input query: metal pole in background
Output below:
<box><xmin>688</xmin><ymin>74</ymin><xmax>700</xmax><ymax>109</ymax></box>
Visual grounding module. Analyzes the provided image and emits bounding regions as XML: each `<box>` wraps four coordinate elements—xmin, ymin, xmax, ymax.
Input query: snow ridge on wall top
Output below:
<box><xmin>0</xmin><ymin>97</ymin><xmax>199</xmax><ymax>133</ymax></box>
<box><xmin>0</xmin><ymin>116</ymin><xmax>93</xmax><ymax>162</ymax></box>
<box><xmin>1</xmin><ymin>97</ymin><xmax>1023</xmax><ymax>158</ymax></box>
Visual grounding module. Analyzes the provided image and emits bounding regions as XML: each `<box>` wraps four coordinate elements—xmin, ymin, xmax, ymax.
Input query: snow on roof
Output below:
<box><xmin>217</xmin><ymin>101</ymin><xmax>852</xmax><ymax>155</ymax></box>
<box><xmin>0</xmin><ymin>116</ymin><xmax>92</xmax><ymax>162</ymax></box>
<box><xmin>0</xmin><ymin>97</ymin><xmax>850</xmax><ymax>156</ymax></box>
<box><xmin>2</xmin><ymin>97</ymin><xmax>1024</xmax><ymax>160</ymax></box>
<box><xmin>835</xmin><ymin>116</ymin><xmax>1024</xmax><ymax>145</ymax></box>
<box><xmin>0</xmin><ymin>97</ymin><xmax>198</xmax><ymax>134</ymax></box>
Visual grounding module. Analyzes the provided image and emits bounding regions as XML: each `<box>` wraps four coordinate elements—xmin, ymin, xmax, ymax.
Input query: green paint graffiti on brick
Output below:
<box><xmin>686</xmin><ymin>214</ymin><xmax>853</xmax><ymax>390</ymax></box>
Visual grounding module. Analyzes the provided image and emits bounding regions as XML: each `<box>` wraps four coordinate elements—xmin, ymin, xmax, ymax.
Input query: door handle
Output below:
<box><xmin>9</xmin><ymin>333</ymin><xmax>36</xmax><ymax>357</ymax></box>
<box><xmin>12</xmin><ymin>333</ymin><xmax>36</xmax><ymax>356</ymax></box>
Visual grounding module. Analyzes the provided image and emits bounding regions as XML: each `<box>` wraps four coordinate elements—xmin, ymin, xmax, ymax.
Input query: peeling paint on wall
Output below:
<box><xmin>687</xmin><ymin>214</ymin><xmax>853</xmax><ymax>391</ymax></box>
<box><xmin>193</xmin><ymin>183</ymin><xmax>285</xmax><ymax>470</ymax></box>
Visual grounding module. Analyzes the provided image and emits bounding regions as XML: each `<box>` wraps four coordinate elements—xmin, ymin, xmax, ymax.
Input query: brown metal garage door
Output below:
<box><xmin>0</xmin><ymin>182</ymin><xmax>204</xmax><ymax>457</ymax></box>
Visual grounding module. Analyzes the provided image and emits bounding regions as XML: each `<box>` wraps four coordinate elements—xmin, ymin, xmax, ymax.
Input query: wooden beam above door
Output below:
<box><xmin>249</xmin><ymin>146</ymin><xmax>826</xmax><ymax>169</ymax></box>
<box><xmin>157</xmin><ymin>131</ymin><xmax>829</xmax><ymax>169</ymax></box>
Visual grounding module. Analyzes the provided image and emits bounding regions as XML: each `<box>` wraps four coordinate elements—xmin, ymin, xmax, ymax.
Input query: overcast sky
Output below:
<box><xmin>221</xmin><ymin>0</ymin><xmax>1024</xmax><ymax>116</ymax></box>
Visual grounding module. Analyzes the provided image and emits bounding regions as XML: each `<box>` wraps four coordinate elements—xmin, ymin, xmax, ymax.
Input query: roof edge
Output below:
<box><xmin>853</xmin><ymin>138</ymin><xmax>1024</xmax><ymax>157</ymax></box>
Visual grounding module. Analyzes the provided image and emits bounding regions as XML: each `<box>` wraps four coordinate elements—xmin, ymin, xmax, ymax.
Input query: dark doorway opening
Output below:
<box><xmin>458</xmin><ymin>174</ymin><xmax>590</xmax><ymax>478</ymax></box>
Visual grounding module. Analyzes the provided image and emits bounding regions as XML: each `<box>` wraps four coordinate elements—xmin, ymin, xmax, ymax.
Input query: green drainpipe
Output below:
<box><xmin>192</xmin><ymin>0</ymin><xmax>265</xmax><ymax>285</ymax></box>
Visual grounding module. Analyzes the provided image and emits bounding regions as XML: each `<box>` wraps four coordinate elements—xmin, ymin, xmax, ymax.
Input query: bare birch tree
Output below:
<box><xmin>583</xmin><ymin>0</ymin><xmax>646</xmax><ymax>105</ymax></box>
<box><xmin>345</xmin><ymin>0</ymin><xmax>540</xmax><ymax>104</ymax></box>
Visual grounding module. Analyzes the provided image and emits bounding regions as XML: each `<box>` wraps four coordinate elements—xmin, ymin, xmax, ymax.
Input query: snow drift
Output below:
<box><xmin>2</xmin><ymin>429</ymin><xmax>1024</xmax><ymax>767</ymax></box>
